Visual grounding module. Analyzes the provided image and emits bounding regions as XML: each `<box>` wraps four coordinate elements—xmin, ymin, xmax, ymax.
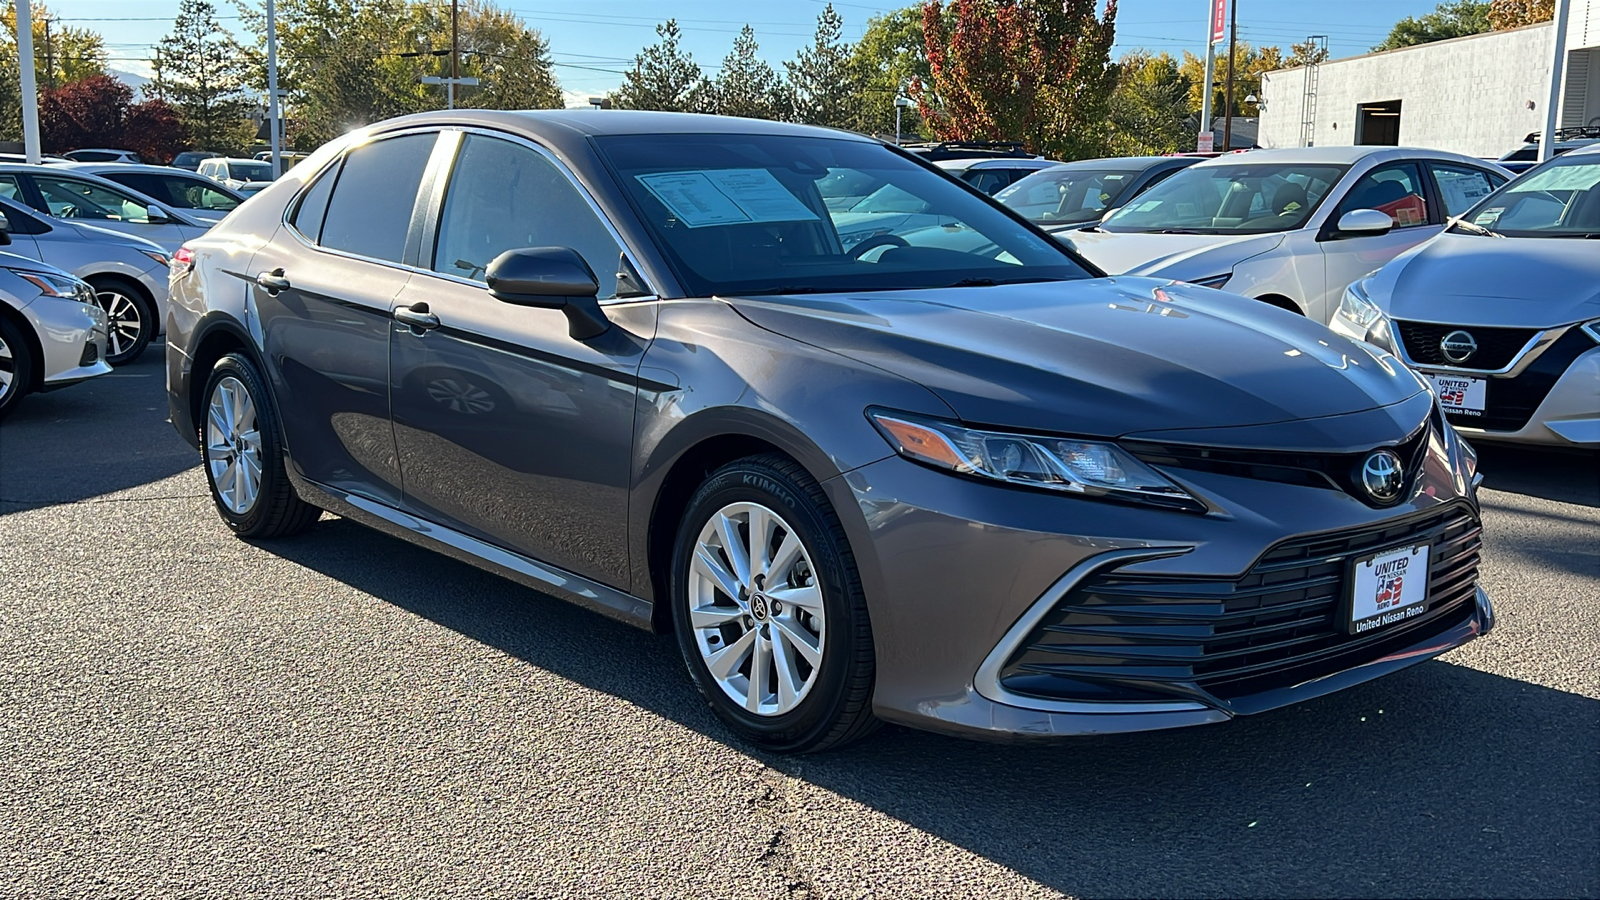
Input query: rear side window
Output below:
<box><xmin>290</xmin><ymin>163</ymin><xmax>339</xmax><ymax>243</ymax></box>
<box><xmin>318</xmin><ymin>134</ymin><xmax>436</xmax><ymax>263</ymax></box>
<box><xmin>1429</xmin><ymin>163</ymin><xmax>1501</xmax><ymax>217</ymax></box>
<box><xmin>103</xmin><ymin>172</ymin><xmax>174</xmax><ymax>206</ymax></box>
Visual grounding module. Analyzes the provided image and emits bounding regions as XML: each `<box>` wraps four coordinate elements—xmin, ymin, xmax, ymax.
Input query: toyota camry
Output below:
<box><xmin>166</xmin><ymin>111</ymin><xmax>1491</xmax><ymax>752</ymax></box>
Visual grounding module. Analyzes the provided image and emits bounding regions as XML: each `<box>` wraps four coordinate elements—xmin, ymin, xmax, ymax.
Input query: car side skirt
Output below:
<box><xmin>286</xmin><ymin>470</ymin><xmax>656</xmax><ymax>631</ymax></box>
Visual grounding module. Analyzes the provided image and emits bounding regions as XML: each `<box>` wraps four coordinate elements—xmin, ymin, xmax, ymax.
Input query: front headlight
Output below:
<box><xmin>869</xmin><ymin>410</ymin><xmax>1204</xmax><ymax>512</ymax></box>
<box><xmin>1334</xmin><ymin>279</ymin><xmax>1395</xmax><ymax>351</ymax></box>
<box><xmin>139</xmin><ymin>249</ymin><xmax>170</xmax><ymax>268</ymax></box>
<box><xmin>9</xmin><ymin>268</ymin><xmax>94</xmax><ymax>303</ymax></box>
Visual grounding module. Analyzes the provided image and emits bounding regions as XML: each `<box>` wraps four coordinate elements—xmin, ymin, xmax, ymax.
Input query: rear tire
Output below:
<box><xmin>88</xmin><ymin>277</ymin><xmax>155</xmax><ymax>366</ymax></box>
<box><xmin>199</xmin><ymin>353</ymin><xmax>320</xmax><ymax>538</ymax></box>
<box><xmin>0</xmin><ymin>316</ymin><xmax>35</xmax><ymax>422</ymax></box>
<box><xmin>670</xmin><ymin>453</ymin><xmax>878</xmax><ymax>753</ymax></box>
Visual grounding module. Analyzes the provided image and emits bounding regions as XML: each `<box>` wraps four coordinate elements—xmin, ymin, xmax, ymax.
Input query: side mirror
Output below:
<box><xmin>145</xmin><ymin>204</ymin><xmax>171</xmax><ymax>224</ymax></box>
<box><xmin>1336</xmin><ymin>209</ymin><xmax>1394</xmax><ymax>237</ymax></box>
<box><xmin>486</xmin><ymin>246</ymin><xmax>609</xmax><ymax>340</ymax></box>
<box><xmin>0</xmin><ymin>212</ymin><xmax>10</xmax><ymax>246</ymax></box>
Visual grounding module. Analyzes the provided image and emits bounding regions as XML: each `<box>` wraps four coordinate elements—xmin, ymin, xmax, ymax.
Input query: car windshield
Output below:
<box><xmin>229</xmin><ymin>161</ymin><xmax>275</xmax><ymax>182</ymax></box>
<box><xmin>994</xmin><ymin>166</ymin><xmax>1143</xmax><ymax>225</ymax></box>
<box><xmin>596</xmin><ymin>133</ymin><xmax>1093</xmax><ymax>296</ymax></box>
<box><xmin>1453</xmin><ymin>155</ymin><xmax>1600</xmax><ymax>237</ymax></box>
<box><xmin>1100</xmin><ymin>162</ymin><xmax>1347</xmax><ymax>235</ymax></box>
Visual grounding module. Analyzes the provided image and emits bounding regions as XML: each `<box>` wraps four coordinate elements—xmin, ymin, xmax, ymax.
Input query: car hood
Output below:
<box><xmin>725</xmin><ymin>278</ymin><xmax>1425</xmax><ymax>438</ymax></box>
<box><xmin>1369</xmin><ymin>232</ymin><xmax>1600</xmax><ymax>327</ymax></box>
<box><xmin>1065</xmin><ymin>230</ymin><xmax>1287</xmax><ymax>277</ymax></box>
<box><xmin>61</xmin><ymin>220</ymin><xmax>169</xmax><ymax>255</ymax></box>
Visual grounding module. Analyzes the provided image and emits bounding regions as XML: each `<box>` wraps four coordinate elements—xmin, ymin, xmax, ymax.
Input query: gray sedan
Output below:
<box><xmin>63</xmin><ymin>162</ymin><xmax>244</xmax><ymax>224</ymax></box>
<box><xmin>166</xmin><ymin>111</ymin><xmax>1491</xmax><ymax>751</ymax></box>
<box><xmin>0</xmin><ymin>163</ymin><xmax>210</xmax><ymax>252</ymax></box>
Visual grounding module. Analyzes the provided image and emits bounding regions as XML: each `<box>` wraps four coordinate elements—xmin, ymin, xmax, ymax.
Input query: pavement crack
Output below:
<box><xmin>750</xmin><ymin>768</ymin><xmax>822</xmax><ymax>899</ymax></box>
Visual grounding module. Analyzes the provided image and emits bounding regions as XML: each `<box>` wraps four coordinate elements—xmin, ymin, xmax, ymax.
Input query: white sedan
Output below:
<box><xmin>1066</xmin><ymin>147</ymin><xmax>1512</xmax><ymax>323</ymax></box>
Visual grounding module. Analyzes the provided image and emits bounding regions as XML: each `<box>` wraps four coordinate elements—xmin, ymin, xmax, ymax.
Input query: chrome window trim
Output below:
<box><xmin>1581</xmin><ymin>321</ymin><xmax>1600</xmax><ymax>345</ymax></box>
<box><xmin>1391</xmin><ymin>320</ymin><xmax>1571</xmax><ymax>377</ymax></box>
<box><xmin>972</xmin><ymin>545</ymin><xmax>1208</xmax><ymax>716</ymax></box>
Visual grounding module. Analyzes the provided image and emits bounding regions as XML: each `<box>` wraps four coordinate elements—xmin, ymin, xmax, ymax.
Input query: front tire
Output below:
<box><xmin>670</xmin><ymin>454</ymin><xmax>878</xmax><ymax>753</ymax></box>
<box><xmin>200</xmin><ymin>353</ymin><xmax>320</xmax><ymax>538</ymax></box>
<box><xmin>88</xmin><ymin>277</ymin><xmax>155</xmax><ymax>366</ymax></box>
<box><xmin>0</xmin><ymin>316</ymin><xmax>35</xmax><ymax>422</ymax></box>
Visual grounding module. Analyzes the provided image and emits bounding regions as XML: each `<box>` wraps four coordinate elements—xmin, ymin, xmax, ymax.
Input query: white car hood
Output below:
<box><xmin>1065</xmin><ymin>230</ymin><xmax>1287</xmax><ymax>278</ymax></box>
<box><xmin>1369</xmin><ymin>232</ymin><xmax>1600</xmax><ymax>327</ymax></box>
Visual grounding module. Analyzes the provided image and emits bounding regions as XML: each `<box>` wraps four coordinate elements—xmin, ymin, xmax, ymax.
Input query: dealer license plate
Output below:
<box><xmin>1347</xmin><ymin>543</ymin><xmax>1431</xmax><ymax>635</ymax></box>
<box><xmin>1426</xmin><ymin>373</ymin><xmax>1486</xmax><ymax>416</ymax></box>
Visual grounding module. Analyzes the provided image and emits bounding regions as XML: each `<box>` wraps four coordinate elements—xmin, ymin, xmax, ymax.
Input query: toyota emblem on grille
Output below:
<box><xmin>1360</xmin><ymin>450</ymin><xmax>1406</xmax><ymax>504</ymax></box>
<box><xmin>1439</xmin><ymin>330</ymin><xmax>1478</xmax><ymax>364</ymax></box>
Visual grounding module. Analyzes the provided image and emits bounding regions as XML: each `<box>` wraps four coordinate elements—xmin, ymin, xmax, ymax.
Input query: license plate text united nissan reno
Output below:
<box><xmin>1427</xmin><ymin>373</ymin><xmax>1487</xmax><ymax>415</ymax></box>
<box><xmin>165</xmin><ymin>110</ymin><xmax>1493</xmax><ymax>751</ymax></box>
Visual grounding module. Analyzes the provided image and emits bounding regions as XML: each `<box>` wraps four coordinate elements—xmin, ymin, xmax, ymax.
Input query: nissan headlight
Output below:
<box><xmin>9</xmin><ymin>268</ymin><xmax>94</xmax><ymax>304</ymax></box>
<box><xmin>869</xmin><ymin>410</ymin><xmax>1203</xmax><ymax>512</ymax></box>
<box><xmin>1333</xmin><ymin>279</ymin><xmax>1394</xmax><ymax>352</ymax></box>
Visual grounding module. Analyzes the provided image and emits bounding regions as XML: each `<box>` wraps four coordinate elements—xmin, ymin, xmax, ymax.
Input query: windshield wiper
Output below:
<box><xmin>945</xmin><ymin>277</ymin><xmax>998</xmax><ymax>287</ymax></box>
<box><xmin>1450</xmin><ymin>219</ymin><xmax>1503</xmax><ymax>237</ymax></box>
<box><xmin>1155</xmin><ymin>228</ymin><xmax>1209</xmax><ymax>235</ymax></box>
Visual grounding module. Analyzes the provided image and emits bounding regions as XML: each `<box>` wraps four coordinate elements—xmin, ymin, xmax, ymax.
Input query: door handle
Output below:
<box><xmin>393</xmin><ymin>302</ymin><xmax>440</xmax><ymax>331</ymax></box>
<box><xmin>255</xmin><ymin>269</ymin><xmax>290</xmax><ymax>293</ymax></box>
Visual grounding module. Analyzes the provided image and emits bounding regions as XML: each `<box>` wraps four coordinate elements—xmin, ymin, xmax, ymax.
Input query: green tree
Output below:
<box><xmin>849</xmin><ymin>8</ymin><xmax>931</xmax><ymax>137</ymax></box>
<box><xmin>1179</xmin><ymin>41</ymin><xmax>1280</xmax><ymax>121</ymax></box>
<box><xmin>610</xmin><ymin>19</ymin><xmax>711</xmax><ymax>112</ymax></box>
<box><xmin>455</xmin><ymin>5</ymin><xmax>562</xmax><ymax>110</ymax></box>
<box><xmin>1105</xmin><ymin>51</ymin><xmax>1192</xmax><ymax>157</ymax></box>
<box><xmin>1374</xmin><ymin>1</ymin><xmax>1491</xmax><ymax>51</ymax></box>
<box><xmin>785</xmin><ymin>4</ymin><xmax>858</xmax><ymax>128</ymax></box>
<box><xmin>915</xmin><ymin>0</ymin><xmax>1118</xmax><ymax>160</ymax></box>
<box><xmin>155</xmin><ymin>0</ymin><xmax>253</xmax><ymax>153</ymax></box>
<box><xmin>1288</xmin><ymin>37</ymin><xmax>1330</xmax><ymax>67</ymax></box>
<box><xmin>708</xmin><ymin>25</ymin><xmax>785</xmax><ymax>119</ymax></box>
<box><xmin>2</xmin><ymin>1</ymin><xmax>108</xmax><ymax>89</ymax></box>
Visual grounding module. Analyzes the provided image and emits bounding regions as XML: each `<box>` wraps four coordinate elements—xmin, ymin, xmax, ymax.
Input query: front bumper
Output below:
<box><xmin>829</xmin><ymin>410</ymin><xmax>1488</xmax><ymax>741</ymax></box>
<box><xmin>27</xmin><ymin>293</ymin><xmax>111</xmax><ymax>389</ymax></box>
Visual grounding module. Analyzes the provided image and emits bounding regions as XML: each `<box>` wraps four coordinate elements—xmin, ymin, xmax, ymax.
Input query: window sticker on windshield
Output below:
<box><xmin>636</xmin><ymin>168</ymin><xmax>820</xmax><ymax>228</ymax></box>
<box><xmin>1132</xmin><ymin>199</ymin><xmax>1161</xmax><ymax>212</ymax></box>
<box><xmin>1474</xmin><ymin>208</ymin><xmax>1504</xmax><ymax>226</ymax></box>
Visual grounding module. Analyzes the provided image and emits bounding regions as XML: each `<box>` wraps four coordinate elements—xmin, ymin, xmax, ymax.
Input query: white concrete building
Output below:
<box><xmin>1258</xmin><ymin>1</ymin><xmax>1600</xmax><ymax>159</ymax></box>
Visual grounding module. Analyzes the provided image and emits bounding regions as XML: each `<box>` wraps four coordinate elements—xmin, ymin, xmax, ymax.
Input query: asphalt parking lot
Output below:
<box><xmin>1</xmin><ymin>350</ymin><xmax>1596</xmax><ymax>899</ymax></box>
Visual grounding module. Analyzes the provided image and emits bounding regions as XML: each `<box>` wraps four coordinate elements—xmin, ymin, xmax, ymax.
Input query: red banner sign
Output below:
<box><xmin>1211</xmin><ymin>0</ymin><xmax>1228</xmax><ymax>45</ymax></box>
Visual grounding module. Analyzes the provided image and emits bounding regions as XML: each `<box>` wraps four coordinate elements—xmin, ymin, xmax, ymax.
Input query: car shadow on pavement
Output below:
<box><xmin>1474</xmin><ymin>443</ymin><xmax>1599</xmax><ymax>508</ymax></box>
<box><xmin>0</xmin><ymin>349</ymin><xmax>198</xmax><ymax>514</ymax></box>
<box><xmin>262</xmin><ymin>517</ymin><xmax>1599</xmax><ymax>900</ymax></box>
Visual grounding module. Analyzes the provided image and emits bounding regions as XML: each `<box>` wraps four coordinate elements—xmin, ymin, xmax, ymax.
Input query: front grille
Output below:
<box><xmin>1396</xmin><ymin>320</ymin><xmax>1539</xmax><ymax>370</ymax></box>
<box><xmin>1124</xmin><ymin>420</ymin><xmax>1432</xmax><ymax>508</ymax></box>
<box><xmin>999</xmin><ymin>505</ymin><xmax>1482</xmax><ymax>706</ymax></box>
<box><xmin>1445</xmin><ymin>328</ymin><xmax>1596</xmax><ymax>432</ymax></box>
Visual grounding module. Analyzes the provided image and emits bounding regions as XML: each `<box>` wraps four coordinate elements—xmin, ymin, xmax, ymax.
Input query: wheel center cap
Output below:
<box><xmin>750</xmin><ymin>591</ymin><xmax>770</xmax><ymax>621</ymax></box>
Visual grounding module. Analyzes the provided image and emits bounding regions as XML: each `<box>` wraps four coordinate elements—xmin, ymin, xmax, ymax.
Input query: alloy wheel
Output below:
<box><xmin>0</xmin><ymin>330</ymin><xmax>13</xmax><ymax>402</ymax></box>
<box><xmin>95</xmin><ymin>289</ymin><xmax>144</xmax><ymax>361</ymax></box>
<box><xmin>688</xmin><ymin>502</ymin><xmax>826</xmax><ymax>716</ymax></box>
<box><xmin>205</xmin><ymin>375</ymin><xmax>264</xmax><ymax>514</ymax></box>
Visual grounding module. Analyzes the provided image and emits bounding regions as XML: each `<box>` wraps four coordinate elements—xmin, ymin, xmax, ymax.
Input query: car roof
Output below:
<box><xmin>935</xmin><ymin>157</ymin><xmax>1056</xmax><ymax>171</ymax></box>
<box><xmin>59</xmin><ymin>162</ymin><xmax>211</xmax><ymax>177</ymax></box>
<box><xmin>1566</xmin><ymin>142</ymin><xmax>1600</xmax><ymax>157</ymax></box>
<box><xmin>1188</xmin><ymin>145</ymin><xmax>1494</xmax><ymax>168</ymax></box>
<box><xmin>1054</xmin><ymin>155</ymin><xmax>1195</xmax><ymax>172</ymax></box>
<box><xmin>368</xmin><ymin>108</ymin><xmax>880</xmax><ymax>144</ymax></box>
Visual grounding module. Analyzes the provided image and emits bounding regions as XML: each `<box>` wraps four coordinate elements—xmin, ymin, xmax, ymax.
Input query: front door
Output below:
<box><xmin>26</xmin><ymin>173</ymin><xmax>205</xmax><ymax>250</ymax></box>
<box><xmin>389</xmin><ymin>132</ymin><xmax>655</xmax><ymax>589</ymax></box>
<box><xmin>250</xmin><ymin>131</ymin><xmax>440</xmax><ymax>508</ymax></box>
<box><xmin>1318</xmin><ymin>162</ymin><xmax>1440</xmax><ymax>322</ymax></box>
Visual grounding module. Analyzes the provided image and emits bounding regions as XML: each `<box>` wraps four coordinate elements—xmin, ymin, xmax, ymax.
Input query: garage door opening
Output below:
<box><xmin>1356</xmin><ymin>100</ymin><xmax>1402</xmax><ymax>146</ymax></box>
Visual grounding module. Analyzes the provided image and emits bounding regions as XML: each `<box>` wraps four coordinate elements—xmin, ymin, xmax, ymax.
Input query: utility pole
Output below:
<box><xmin>268</xmin><ymin>0</ymin><xmax>281</xmax><ymax>178</ymax></box>
<box><xmin>1539</xmin><ymin>0</ymin><xmax>1573</xmax><ymax>163</ymax></box>
<box><xmin>1199</xmin><ymin>0</ymin><xmax>1224</xmax><ymax>152</ymax></box>
<box><xmin>449</xmin><ymin>0</ymin><xmax>459</xmax><ymax>110</ymax></box>
<box><xmin>17</xmin><ymin>0</ymin><xmax>40</xmax><ymax>164</ymax></box>
<box><xmin>1223</xmin><ymin>0</ymin><xmax>1238</xmax><ymax>152</ymax></box>
<box><xmin>42</xmin><ymin>18</ymin><xmax>52</xmax><ymax>91</ymax></box>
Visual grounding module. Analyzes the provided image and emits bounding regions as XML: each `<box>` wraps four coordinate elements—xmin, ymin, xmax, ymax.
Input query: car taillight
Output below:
<box><xmin>172</xmin><ymin>246</ymin><xmax>196</xmax><ymax>276</ymax></box>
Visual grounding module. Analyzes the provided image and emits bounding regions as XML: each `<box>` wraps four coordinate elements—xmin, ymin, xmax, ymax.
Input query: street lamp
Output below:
<box><xmin>893</xmin><ymin>94</ymin><xmax>913</xmax><ymax>145</ymax></box>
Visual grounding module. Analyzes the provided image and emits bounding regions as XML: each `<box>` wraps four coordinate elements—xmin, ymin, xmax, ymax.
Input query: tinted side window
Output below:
<box><xmin>319</xmin><ymin>133</ymin><xmax>436</xmax><ymax>263</ymax></box>
<box><xmin>0</xmin><ymin>174</ymin><xmax>23</xmax><ymax>202</ymax></box>
<box><xmin>1338</xmin><ymin>163</ymin><xmax>1429</xmax><ymax>228</ymax></box>
<box><xmin>432</xmin><ymin>135</ymin><xmax>625</xmax><ymax>298</ymax></box>
<box><xmin>105</xmin><ymin>173</ymin><xmax>176</xmax><ymax>205</ymax></box>
<box><xmin>290</xmin><ymin>163</ymin><xmax>339</xmax><ymax>243</ymax></box>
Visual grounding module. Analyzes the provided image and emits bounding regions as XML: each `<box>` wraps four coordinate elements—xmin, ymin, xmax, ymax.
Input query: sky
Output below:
<box><xmin>43</xmin><ymin>0</ymin><xmax>1453</xmax><ymax>106</ymax></box>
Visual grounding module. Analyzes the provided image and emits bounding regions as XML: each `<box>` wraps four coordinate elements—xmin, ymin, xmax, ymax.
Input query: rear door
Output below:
<box><xmin>1318</xmin><ymin>162</ymin><xmax>1439</xmax><ymax>322</ymax></box>
<box><xmin>247</xmin><ymin>130</ymin><xmax>440</xmax><ymax>508</ymax></box>
<box><xmin>388</xmin><ymin>131</ymin><xmax>655</xmax><ymax>588</ymax></box>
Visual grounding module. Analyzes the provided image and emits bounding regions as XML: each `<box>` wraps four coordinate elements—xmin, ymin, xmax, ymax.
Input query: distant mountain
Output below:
<box><xmin>110</xmin><ymin>67</ymin><xmax>153</xmax><ymax>99</ymax></box>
